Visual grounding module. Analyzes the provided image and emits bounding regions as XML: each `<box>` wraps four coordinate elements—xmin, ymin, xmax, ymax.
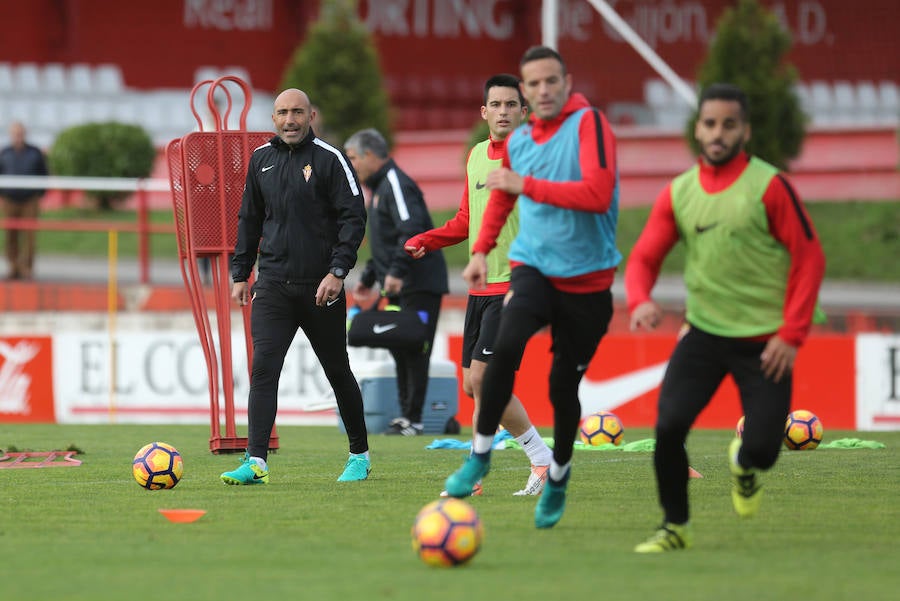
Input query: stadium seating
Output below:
<box><xmin>642</xmin><ymin>78</ymin><xmax>900</xmax><ymax>129</ymax></box>
<box><xmin>1</xmin><ymin>61</ymin><xmax>897</xmax><ymax>151</ymax></box>
<box><xmin>13</xmin><ymin>63</ymin><xmax>41</xmax><ymax>95</ymax></box>
<box><xmin>0</xmin><ymin>63</ymin><xmax>12</xmax><ymax>92</ymax></box>
<box><xmin>877</xmin><ymin>80</ymin><xmax>899</xmax><ymax>125</ymax></box>
<box><xmin>0</xmin><ymin>62</ymin><xmax>274</xmax><ymax>148</ymax></box>
<box><xmin>643</xmin><ymin>78</ymin><xmax>693</xmax><ymax>130</ymax></box>
<box><xmin>67</xmin><ymin>63</ymin><xmax>95</xmax><ymax>94</ymax></box>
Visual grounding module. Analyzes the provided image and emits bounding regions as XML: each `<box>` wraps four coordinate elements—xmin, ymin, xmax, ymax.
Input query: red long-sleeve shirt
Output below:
<box><xmin>625</xmin><ymin>152</ymin><xmax>825</xmax><ymax>346</ymax></box>
<box><xmin>405</xmin><ymin>136</ymin><xmax>509</xmax><ymax>296</ymax></box>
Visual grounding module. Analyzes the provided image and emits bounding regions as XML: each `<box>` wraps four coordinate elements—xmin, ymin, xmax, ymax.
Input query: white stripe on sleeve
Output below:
<box><xmin>386</xmin><ymin>168</ymin><xmax>410</xmax><ymax>221</ymax></box>
<box><xmin>313</xmin><ymin>138</ymin><xmax>360</xmax><ymax>196</ymax></box>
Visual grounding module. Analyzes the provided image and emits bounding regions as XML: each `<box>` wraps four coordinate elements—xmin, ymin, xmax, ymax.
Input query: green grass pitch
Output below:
<box><xmin>1</xmin><ymin>424</ymin><xmax>897</xmax><ymax>601</ymax></box>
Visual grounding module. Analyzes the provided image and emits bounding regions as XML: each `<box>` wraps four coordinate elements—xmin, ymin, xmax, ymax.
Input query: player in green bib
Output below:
<box><xmin>625</xmin><ymin>83</ymin><xmax>826</xmax><ymax>552</ymax></box>
<box><xmin>405</xmin><ymin>74</ymin><xmax>553</xmax><ymax>497</ymax></box>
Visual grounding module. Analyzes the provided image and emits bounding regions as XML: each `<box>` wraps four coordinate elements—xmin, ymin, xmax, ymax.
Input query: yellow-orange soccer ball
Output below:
<box><xmin>784</xmin><ymin>410</ymin><xmax>824</xmax><ymax>450</ymax></box>
<box><xmin>579</xmin><ymin>411</ymin><xmax>624</xmax><ymax>446</ymax></box>
<box><xmin>411</xmin><ymin>498</ymin><xmax>483</xmax><ymax>567</ymax></box>
<box><xmin>132</xmin><ymin>442</ymin><xmax>184</xmax><ymax>490</ymax></box>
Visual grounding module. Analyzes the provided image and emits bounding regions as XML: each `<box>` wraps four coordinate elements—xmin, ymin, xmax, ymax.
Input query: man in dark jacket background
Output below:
<box><xmin>0</xmin><ymin>121</ymin><xmax>48</xmax><ymax>280</ymax></box>
<box><xmin>345</xmin><ymin>128</ymin><xmax>449</xmax><ymax>436</ymax></box>
<box><xmin>223</xmin><ymin>88</ymin><xmax>371</xmax><ymax>485</ymax></box>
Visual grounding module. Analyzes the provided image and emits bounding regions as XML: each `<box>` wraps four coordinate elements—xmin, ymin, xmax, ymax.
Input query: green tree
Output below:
<box><xmin>690</xmin><ymin>0</ymin><xmax>806</xmax><ymax>170</ymax></box>
<box><xmin>280</xmin><ymin>0</ymin><xmax>392</xmax><ymax>147</ymax></box>
<box><xmin>47</xmin><ymin>122</ymin><xmax>156</xmax><ymax>210</ymax></box>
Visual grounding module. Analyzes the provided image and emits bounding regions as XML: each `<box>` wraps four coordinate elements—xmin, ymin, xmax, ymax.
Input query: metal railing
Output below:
<box><xmin>0</xmin><ymin>174</ymin><xmax>174</xmax><ymax>284</ymax></box>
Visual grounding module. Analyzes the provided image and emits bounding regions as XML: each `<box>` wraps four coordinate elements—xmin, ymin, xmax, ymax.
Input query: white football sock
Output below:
<box><xmin>472</xmin><ymin>433</ymin><xmax>494</xmax><ymax>455</ymax></box>
<box><xmin>548</xmin><ymin>460</ymin><xmax>570</xmax><ymax>482</ymax></box>
<box><xmin>515</xmin><ymin>426</ymin><xmax>552</xmax><ymax>466</ymax></box>
<box><xmin>250</xmin><ymin>456</ymin><xmax>267</xmax><ymax>470</ymax></box>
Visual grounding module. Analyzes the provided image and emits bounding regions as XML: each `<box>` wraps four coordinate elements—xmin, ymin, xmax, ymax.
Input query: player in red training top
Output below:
<box><xmin>405</xmin><ymin>74</ymin><xmax>553</xmax><ymax>497</ymax></box>
<box><xmin>626</xmin><ymin>83</ymin><xmax>825</xmax><ymax>553</ymax></box>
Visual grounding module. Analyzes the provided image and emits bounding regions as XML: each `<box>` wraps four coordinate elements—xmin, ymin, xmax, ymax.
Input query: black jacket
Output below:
<box><xmin>360</xmin><ymin>159</ymin><xmax>448</xmax><ymax>296</ymax></box>
<box><xmin>232</xmin><ymin>131</ymin><xmax>366</xmax><ymax>283</ymax></box>
<box><xmin>0</xmin><ymin>143</ymin><xmax>48</xmax><ymax>201</ymax></box>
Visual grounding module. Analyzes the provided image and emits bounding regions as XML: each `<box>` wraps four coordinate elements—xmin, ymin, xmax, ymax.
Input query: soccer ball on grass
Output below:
<box><xmin>411</xmin><ymin>498</ymin><xmax>483</xmax><ymax>567</ymax></box>
<box><xmin>132</xmin><ymin>442</ymin><xmax>184</xmax><ymax>490</ymax></box>
<box><xmin>784</xmin><ymin>410</ymin><xmax>824</xmax><ymax>450</ymax></box>
<box><xmin>579</xmin><ymin>411</ymin><xmax>624</xmax><ymax>446</ymax></box>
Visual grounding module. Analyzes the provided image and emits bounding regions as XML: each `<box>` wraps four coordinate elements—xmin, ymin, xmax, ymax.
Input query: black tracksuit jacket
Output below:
<box><xmin>232</xmin><ymin>131</ymin><xmax>366</xmax><ymax>283</ymax></box>
<box><xmin>359</xmin><ymin>159</ymin><xmax>448</xmax><ymax>296</ymax></box>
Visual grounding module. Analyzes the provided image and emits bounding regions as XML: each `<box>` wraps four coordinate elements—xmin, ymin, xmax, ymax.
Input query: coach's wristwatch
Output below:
<box><xmin>330</xmin><ymin>267</ymin><xmax>347</xmax><ymax>279</ymax></box>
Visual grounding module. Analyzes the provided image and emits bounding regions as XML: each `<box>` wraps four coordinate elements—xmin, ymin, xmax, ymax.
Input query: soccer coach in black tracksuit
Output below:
<box><xmin>345</xmin><ymin>128</ymin><xmax>449</xmax><ymax>436</ymax></box>
<box><xmin>230</xmin><ymin>88</ymin><xmax>371</xmax><ymax>480</ymax></box>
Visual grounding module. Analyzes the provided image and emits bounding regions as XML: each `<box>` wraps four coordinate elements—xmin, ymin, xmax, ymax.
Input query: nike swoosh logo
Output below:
<box><xmin>529</xmin><ymin>163</ymin><xmax>550</xmax><ymax>177</ymax></box>
<box><xmin>261</xmin><ymin>165</ymin><xmax>275</xmax><ymax>172</ymax></box>
<box><xmin>326</xmin><ymin>297</ymin><xmax>339</xmax><ymax>307</ymax></box>
<box><xmin>253</xmin><ymin>472</ymin><xmax>267</xmax><ymax>480</ymax></box>
<box><xmin>373</xmin><ymin>324</ymin><xmax>397</xmax><ymax>334</ymax></box>
<box><xmin>578</xmin><ymin>361</ymin><xmax>669</xmax><ymax>416</ymax></box>
<box><xmin>475</xmin><ymin>181</ymin><xmax>486</xmax><ymax>190</ymax></box>
<box><xmin>481</xmin><ymin>348</ymin><xmax>493</xmax><ymax>355</ymax></box>
<box><xmin>695</xmin><ymin>222</ymin><xmax>718</xmax><ymax>233</ymax></box>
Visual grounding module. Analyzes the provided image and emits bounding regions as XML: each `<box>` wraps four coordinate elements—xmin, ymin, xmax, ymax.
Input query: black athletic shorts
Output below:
<box><xmin>461</xmin><ymin>293</ymin><xmax>521</xmax><ymax>370</ymax></box>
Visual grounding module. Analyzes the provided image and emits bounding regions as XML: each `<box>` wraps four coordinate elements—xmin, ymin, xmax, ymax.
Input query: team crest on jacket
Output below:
<box><xmin>303</xmin><ymin>164</ymin><xmax>312</xmax><ymax>182</ymax></box>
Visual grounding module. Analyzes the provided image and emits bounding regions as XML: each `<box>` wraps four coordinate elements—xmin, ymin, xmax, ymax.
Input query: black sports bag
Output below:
<box><xmin>347</xmin><ymin>307</ymin><xmax>428</xmax><ymax>351</ymax></box>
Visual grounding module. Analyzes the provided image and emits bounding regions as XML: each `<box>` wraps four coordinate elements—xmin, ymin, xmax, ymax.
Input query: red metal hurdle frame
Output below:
<box><xmin>166</xmin><ymin>76</ymin><xmax>278</xmax><ymax>453</ymax></box>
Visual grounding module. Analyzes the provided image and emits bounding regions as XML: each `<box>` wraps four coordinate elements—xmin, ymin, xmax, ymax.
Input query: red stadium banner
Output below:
<box><xmin>0</xmin><ymin>336</ymin><xmax>55</xmax><ymax>423</ymax></box>
<box><xmin>1</xmin><ymin>1</ymin><xmax>896</xmax><ymax>115</ymax></box>
<box><xmin>448</xmin><ymin>333</ymin><xmax>856</xmax><ymax>430</ymax></box>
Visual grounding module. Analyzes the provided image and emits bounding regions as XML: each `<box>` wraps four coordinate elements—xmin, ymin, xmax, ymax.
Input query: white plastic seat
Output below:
<box><xmin>7</xmin><ymin>99</ymin><xmax>33</xmax><ymax>122</ymax></box>
<box><xmin>245</xmin><ymin>101</ymin><xmax>274</xmax><ymax>131</ymax></box>
<box><xmin>32</xmin><ymin>98</ymin><xmax>61</xmax><ymax>120</ymax></box>
<box><xmin>112</xmin><ymin>93</ymin><xmax>141</xmax><ymax>125</ymax></box>
<box><xmin>644</xmin><ymin>78</ymin><xmax>671</xmax><ymax>108</ymax></box>
<box><xmin>793</xmin><ymin>82</ymin><xmax>811</xmax><ymax>114</ymax></box>
<box><xmin>0</xmin><ymin>63</ymin><xmax>15</xmax><ymax>92</ymax></box>
<box><xmin>831</xmin><ymin>81</ymin><xmax>856</xmax><ymax>125</ymax></box>
<box><xmin>223</xmin><ymin>66</ymin><xmax>251</xmax><ymax>86</ymax></box>
<box><xmin>41</xmin><ymin>63</ymin><xmax>68</xmax><ymax>94</ymax></box>
<box><xmin>877</xmin><ymin>81</ymin><xmax>899</xmax><ymax>125</ymax></box>
<box><xmin>94</xmin><ymin>63</ymin><xmax>124</xmax><ymax>93</ymax></box>
<box><xmin>14</xmin><ymin>63</ymin><xmax>41</xmax><ymax>94</ymax></box>
<box><xmin>67</xmin><ymin>63</ymin><xmax>94</xmax><ymax>94</ymax></box>
<box><xmin>856</xmin><ymin>81</ymin><xmax>879</xmax><ymax>125</ymax></box>
<box><xmin>194</xmin><ymin>66</ymin><xmax>220</xmax><ymax>85</ymax></box>
<box><xmin>30</xmin><ymin>98</ymin><xmax>63</xmax><ymax>143</ymax></box>
<box><xmin>63</xmin><ymin>101</ymin><xmax>89</xmax><ymax>128</ymax></box>
<box><xmin>808</xmin><ymin>80</ymin><xmax>835</xmax><ymax>126</ymax></box>
<box><xmin>87</xmin><ymin>98</ymin><xmax>115</xmax><ymax>121</ymax></box>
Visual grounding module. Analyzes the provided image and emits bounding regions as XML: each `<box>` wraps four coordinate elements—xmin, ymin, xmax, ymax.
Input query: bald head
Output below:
<box><xmin>272</xmin><ymin>88</ymin><xmax>315</xmax><ymax>145</ymax></box>
<box><xmin>8</xmin><ymin>122</ymin><xmax>26</xmax><ymax>149</ymax></box>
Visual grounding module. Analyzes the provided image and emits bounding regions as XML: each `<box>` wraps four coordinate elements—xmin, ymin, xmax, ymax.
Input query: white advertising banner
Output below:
<box><xmin>855</xmin><ymin>334</ymin><xmax>900</xmax><ymax>431</ymax></box>
<box><xmin>52</xmin><ymin>331</ymin><xmax>399</xmax><ymax>426</ymax></box>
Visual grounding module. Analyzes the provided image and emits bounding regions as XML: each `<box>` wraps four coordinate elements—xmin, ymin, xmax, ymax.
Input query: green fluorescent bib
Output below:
<box><xmin>467</xmin><ymin>140</ymin><xmax>518</xmax><ymax>284</ymax></box>
<box><xmin>671</xmin><ymin>157</ymin><xmax>789</xmax><ymax>337</ymax></box>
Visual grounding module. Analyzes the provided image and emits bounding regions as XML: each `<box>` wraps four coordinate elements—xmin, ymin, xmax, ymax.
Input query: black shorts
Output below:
<box><xmin>461</xmin><ymin>294</ymin><xmax>521</xmax><ymax>369</ymax></box>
